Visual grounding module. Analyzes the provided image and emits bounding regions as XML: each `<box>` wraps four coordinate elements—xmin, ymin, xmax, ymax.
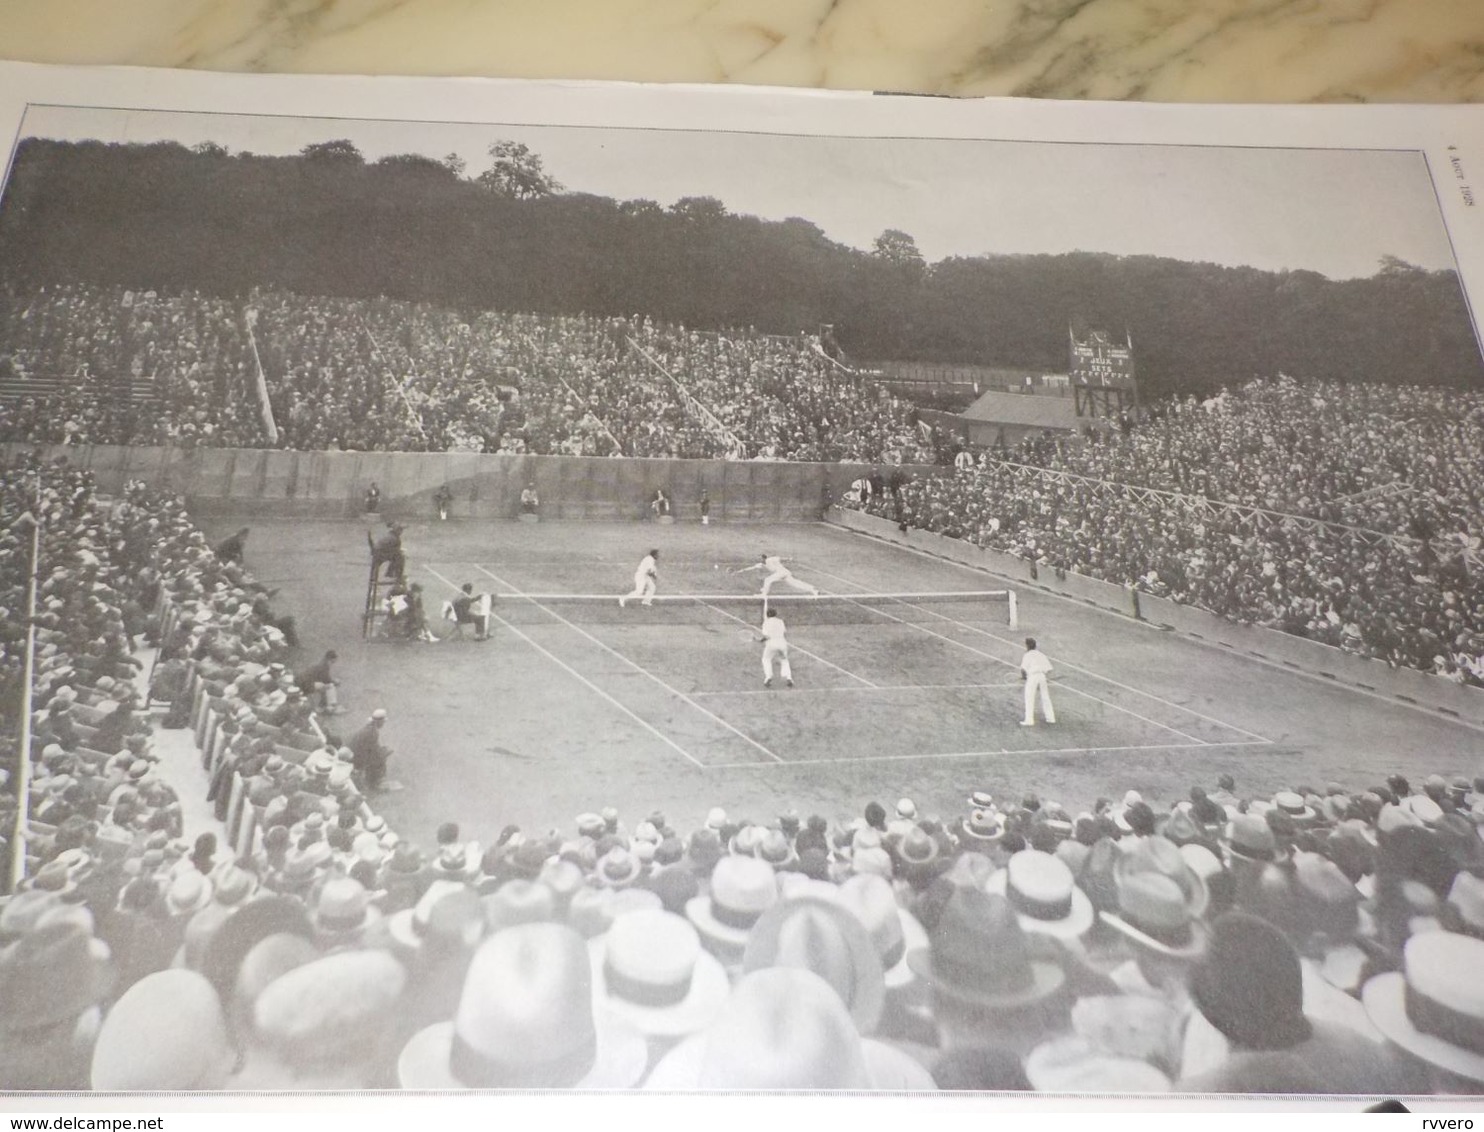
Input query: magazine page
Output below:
<box><xmin>0</xmin><ymin>61</ymin><xmax>1480</xmax><ymax>1116</ymax></box>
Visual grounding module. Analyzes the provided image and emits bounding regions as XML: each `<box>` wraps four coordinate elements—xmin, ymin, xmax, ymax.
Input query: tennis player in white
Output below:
<box><xmin>619</xmin><ymin>548</ymin><xmax>659</xmax><ymax>608</ymax></box>
<box><xmin>1019</xmin><ymin>636</ymin><xmax>1056</xmax><ymax>726</ymax></box>
<box><xmin>737</xmin><ymin>553</ymin><xmax>819</xmax><ymax>598</ymax></box>
<box><xmin>759</xmin><ymin>606</ymin><xmax>794</xmax><ymax>688</ymax></box>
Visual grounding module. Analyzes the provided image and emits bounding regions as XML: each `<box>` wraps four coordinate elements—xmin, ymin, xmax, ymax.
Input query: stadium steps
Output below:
<box><xmin>134</xmin><ymin>646</ymin><xmax>227</xmax><ymax>846</ymax></box>
<box><xmin>0</xmin><ymin>375</ymin><xmax>158</xmax><ymax>403</ymax></box>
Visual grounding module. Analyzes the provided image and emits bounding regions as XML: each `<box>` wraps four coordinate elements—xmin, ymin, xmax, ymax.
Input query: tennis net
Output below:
<box><xmin>463</xmin><ymin>589</ymin><xmax>1018</xmax><ymax>629</ymax></box>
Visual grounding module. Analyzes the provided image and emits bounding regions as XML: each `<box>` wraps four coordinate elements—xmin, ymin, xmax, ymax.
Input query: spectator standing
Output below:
<box><xmin>350</xmin><ymin>708</ymin><xmax>398</xmax><ymax>793</ymax></box>
<box><xmin>214</xmin><ymin>527</ymin><xmax>250</xmax><ymax>567</ymax></box>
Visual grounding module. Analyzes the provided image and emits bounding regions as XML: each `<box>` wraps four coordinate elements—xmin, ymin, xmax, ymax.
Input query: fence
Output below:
<box><xmin>828</xmin><ymin>506</ymin><xmax>1484</xmax><ymax>729</ymax></box>
<box><xmin>2</xmin><ymin>443</ymin><xmax>938</xmax><ymax>523</ymax></box>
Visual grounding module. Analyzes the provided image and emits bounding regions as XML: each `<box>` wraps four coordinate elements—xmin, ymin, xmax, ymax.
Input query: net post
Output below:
<box><xmin>1008</xmin><ymin>589</ymin><xmax>1019</xmax><ymax>631</ymax></box>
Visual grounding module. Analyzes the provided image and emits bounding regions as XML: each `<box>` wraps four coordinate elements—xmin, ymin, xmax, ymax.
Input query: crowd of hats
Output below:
<box><xmin>856</xmin><ymin>375</ymin><xmax>1484</xmax><ymax>681</ymax></box>
<box><xmin>0</xmin><ymin>285</ymin><xmax>943</xmax><ymax>464</ymax></box>
<box><xmin>5</xmin><ymin>457</ymin><xmax>1484</xmax><ymax>1095</ymax></box>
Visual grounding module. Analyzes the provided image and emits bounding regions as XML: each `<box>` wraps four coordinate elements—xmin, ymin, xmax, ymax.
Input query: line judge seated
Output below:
<box><xmin>519</xmin><ymin>481</ymin><xmax>539</xmax><ymax>521</ymax></box>
<box><xmin>651</xmin><ymin>487</ymin><xmax>672</xmax><ymax>520</ymax></box>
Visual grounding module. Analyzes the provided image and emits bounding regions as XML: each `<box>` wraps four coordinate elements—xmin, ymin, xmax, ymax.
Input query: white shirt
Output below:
<box><xmin>763</xmin><ymin>555</ymin><xmax>786</xmax><ymax>573</ymax></box>
<box><xmin>761</xmin><ymin>616</ymin><xmax>788</xmax><ymax>642</ymax></box>
<box><xmin>637</xmin><ymin>555</ymin><xmax>657</xmax><ymax>578</ymax></box>
<box><xmin>1020</xmin><ymin>648</ymin><xmax>1054</xmax><ymax>677</ymax></box>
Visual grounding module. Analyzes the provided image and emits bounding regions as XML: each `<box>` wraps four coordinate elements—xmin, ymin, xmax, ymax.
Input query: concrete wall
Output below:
<box><xmin>8</xmin><ymin>443</ymin><xmax>936</xmax><ymax>523</ymax></box>
<box><xmin>829</xmin><ymin>507</ymin><xmax>1484</xmax><ymax>729</ymax></box>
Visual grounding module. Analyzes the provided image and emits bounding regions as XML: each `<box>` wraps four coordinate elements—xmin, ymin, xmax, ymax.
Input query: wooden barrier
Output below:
<box><xmin>5</xmin><ymin>442</ymin><xmax>936</xmax><ymax>524</ymax></box>
<box><xmin>829</xmin><ymin>507</ymin><xmax>1484</xmax><ymax>727</ymax></box>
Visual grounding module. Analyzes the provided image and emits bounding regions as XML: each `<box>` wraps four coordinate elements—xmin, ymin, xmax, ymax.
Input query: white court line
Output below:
<box><xmin>420</xmin><ymin>565</ymin><xmax>705</xmax><ymax>769</ymax></box>
<box><xmin>705</xmin><ymin>737</ymin><xmax>1275</xmax><ymax>770</ymax></box>
<box><xmin>818</xmin><ymin>530</ymin><xmax>1279</xmax><ymax>743</ymax></box>
<box><xmin>852</xmin><ymin>573</ymin><xmax>1273</xmax><ymax>743</ymax></box>
<box><xmin>795</xmin><ymin>562</ymin><xmax>1213</xmax><ymax>747</ymax></box>
<box><xmin>689</xmin><ymin>597</ymin><xmax>880</xmax><ymax>689</ymax></box>
<box><xmin>692</xmin><ymin>682</ymin><xmax>1019</xmax><ymax>696</ymax></box>
<box><xmin>470</xmin><ymin>564</ymin><xmax>784</xmax><ymax>764</ymax></box>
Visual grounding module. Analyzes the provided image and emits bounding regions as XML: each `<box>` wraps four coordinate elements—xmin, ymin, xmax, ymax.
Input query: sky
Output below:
<box><xmin>14</xmin><ymin>104</ymin><xmax>1458</xmax><ymax>281</ymax></box>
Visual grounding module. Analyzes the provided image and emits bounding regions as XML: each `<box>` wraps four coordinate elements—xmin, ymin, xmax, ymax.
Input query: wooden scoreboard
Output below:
<box><xmin>1069</xmin><ymin>328</ymin><xmax>1137</xmax><ymax>420</ymax></box>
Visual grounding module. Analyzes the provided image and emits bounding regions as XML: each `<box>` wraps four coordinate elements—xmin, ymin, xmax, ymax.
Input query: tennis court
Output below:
<box><xmin>216</xmin><ymin>516</ymin><xmax>1482</xmax><ymax>838</ymax></box>
<box><xmin>415</xmin><ymin>553</ymin><xmax>1266</xmax><ymax>772</ymax></box>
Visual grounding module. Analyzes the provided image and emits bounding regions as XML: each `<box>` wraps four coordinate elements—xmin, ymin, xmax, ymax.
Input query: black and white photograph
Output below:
<box><xmin>0</xmin><ymin>65</ymin><xmax>1482</xmax><ymax>1105</ymax></box>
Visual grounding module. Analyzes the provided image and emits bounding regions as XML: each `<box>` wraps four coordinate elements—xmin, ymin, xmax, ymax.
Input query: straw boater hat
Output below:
<box><xmin>1271</xmin><ymin>791</ymin><xmax>1317</xmax><ymax>824</ymax></box>
<box><xmin>960</xmin><ymin>808</ymin><xmax>1006</xmax><ymax>845</ymax></box>
<box><xmin>643</xmin><ymin>967</ymin><xmax>935</xmax><ymax>1090</ymax></box>
<box><xmin>1363</xmin><ymin>931</ymin><xmax>1484</xmax><ymax>1084</ymax></box>
<box><xmin>987</xmin><ymin>850</ymin><xmax>1095</xmax><ymax>940</ymax></box>
<box><xmin>1024</xmin><ymin>1036</ymin><xmax>1172</xmax><ymax>1094</ymax></box>
<box><xmin>589</xmin><ymin>909</ymin><xmax>730</xmax><ymax>1040</ymax></box>
<box><xmin>685</xmin><ymin>856</ymin><xmax>778</xmax><ymax>961</ymax></box>
<box><xmin>398</xmin><ymin>923</ymin><xmax>648</xmax><ymax>1089</ymax></box>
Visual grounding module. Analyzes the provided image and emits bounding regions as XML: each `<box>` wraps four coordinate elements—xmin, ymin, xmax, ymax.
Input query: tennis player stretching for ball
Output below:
<box><xmin>620</xmin><ymin>548</ymin><xmax>659</xmax><ymax>608</ymax></box>
<box><xmin>736</xmin><ymin>553</ymin><xmax>819</xmax><ymax>598</ymax></box>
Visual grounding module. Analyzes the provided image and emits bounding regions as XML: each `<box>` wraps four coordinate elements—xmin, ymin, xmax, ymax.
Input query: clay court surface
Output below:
<box><xmin>199</xmin><ymin>514</ymin><xmax>1484</xmax><ymax>840</ymax></box>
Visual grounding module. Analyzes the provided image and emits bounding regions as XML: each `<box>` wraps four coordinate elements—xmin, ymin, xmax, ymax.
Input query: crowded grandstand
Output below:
<box><xmin>0</xmin><ymin>285</ymin><xmax>943</xmax><ymax>463</ymax></box>
<box><xmin>854</xmin><ymin>377</ymin><xmax>1484</xmax><ymax>684</ymax></box>
<box><xmin>1</xmin><ymin>456</ymin><xmax>1482</xmax><ymax>1094</ymax></box>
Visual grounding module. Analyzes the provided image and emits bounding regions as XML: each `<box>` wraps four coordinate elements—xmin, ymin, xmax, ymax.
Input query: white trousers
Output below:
<box><xmin>762</xmin><ymin>641</ymin><xmax>792</xmax><ymax>682</ymax></box>
<box><xmin>623</xmin><ymin>575</ymin><xmax>656</xmax><ymax>605</ymax></box>
<box><xmin>761</xmin><ymin>569</ymin><xmax>818</xmax><ymax>597</ymax></box>
<box><xmin>1023</xmin><ymin>673</ymin><xmax>1056</xmax><ymax>724</ymax></box>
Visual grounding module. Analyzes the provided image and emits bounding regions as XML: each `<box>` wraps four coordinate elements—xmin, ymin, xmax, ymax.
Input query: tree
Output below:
<box><xmin>871</xmin><ymin>228</ymin><xmax>925</xmax><ymax>270</ymax></box>
<box><xmin>191</xmin><ymin>141</ymin><xmax>229</xmax><ymax>158</ymax></box>
<box><xmin>443</xmin><ymin>152</ymin><xmax>466</xmax><ymax>179</ymax></box>
<box><xmin>670</xmin><ymin>196</ymin><xmax>728</xmax><ymax>223</ymax></box>
<box><xmin>618</xmin><ymin>198</ymin><xmax>663</xmax><ymax>218</ymax></box>
<box><xmin>300</xmin><ymin>139</ymin><xmax>364</xmax><ymax>163</ymax></box>
<box><xmin>477</xmin><ymin>140</ymin><xmax>562</xmax><ymax>199</ymax></box>
<box><xmin>1377</xmin><ymin>253</ymin><xmax>1425</xmax><ymax>277</ymax></box>
<box><xmin>374</xmin><ymin>153</ymin><xmax>455</xmax><ymax>177</ymax></box>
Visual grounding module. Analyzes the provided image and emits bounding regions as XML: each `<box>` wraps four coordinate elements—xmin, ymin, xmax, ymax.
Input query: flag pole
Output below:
<box><xmin>243</xmin><ymin>309</ymin><xmax>280</xmax><ymax>445</ymax></box>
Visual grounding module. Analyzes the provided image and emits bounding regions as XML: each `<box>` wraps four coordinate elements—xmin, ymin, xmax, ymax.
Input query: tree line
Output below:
<box><xmin>0</xmin><ymin>136</ymin><xmax>1479</xmax><ymax>399</ymax></box>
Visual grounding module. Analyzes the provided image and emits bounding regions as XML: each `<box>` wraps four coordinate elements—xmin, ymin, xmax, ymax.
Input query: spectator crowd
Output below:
<box><xmin>1</xmin><ymin>456</ymin><xmax>1482</xmax><ymax>1095</ymax></box>
<box><xmin>0</xmin><ymin>285</ymin><xmax>942</xmax><ymax>464</ymax></box>
<box><xmin>857</xmin><ymin>377</ymin><xmax>1484</xmax><ymax>683</ymax></box>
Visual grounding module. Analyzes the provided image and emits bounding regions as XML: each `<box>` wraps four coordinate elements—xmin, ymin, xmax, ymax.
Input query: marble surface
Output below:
<box><xmin>0</xmin><ymin>0</ymin><xmax>1481</xmax><ymax>103</ymax></box>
